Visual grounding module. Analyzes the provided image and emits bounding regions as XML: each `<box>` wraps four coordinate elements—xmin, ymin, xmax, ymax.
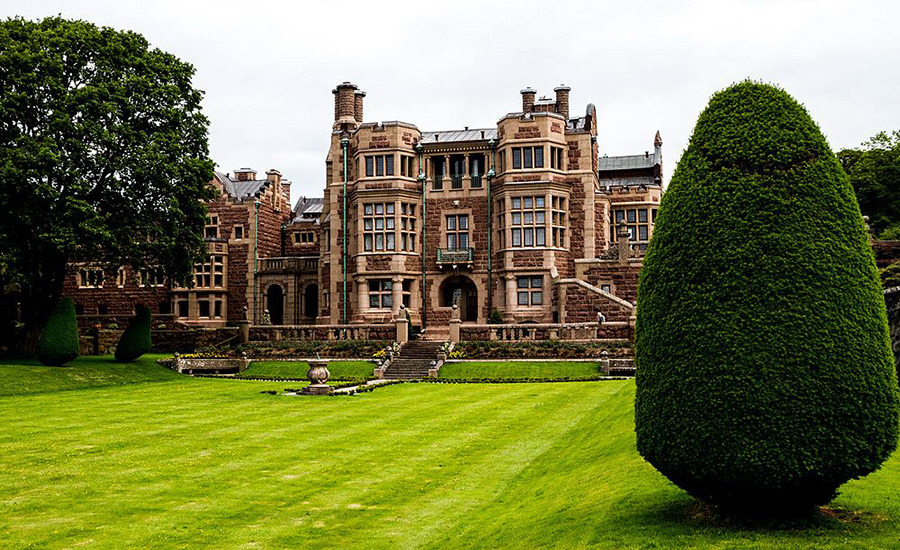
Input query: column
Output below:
<box><xmin>463</xmin><ymin>153</ymin><xmax>470</xmax><ymax>187</ymax></box>
<box><xmin>505</xmin><ymin>274</ymin><xmax>516</xmax><ymax>314</ymax></box>
<box><xmin>392</xmin><ymin>275</ymin><xmax>403</xmax><ymax>316</ymax></box>
<box><xmin>358</xmin><ymin>277</ymin><xmax>368</xmax><ymax>314</ymax></box>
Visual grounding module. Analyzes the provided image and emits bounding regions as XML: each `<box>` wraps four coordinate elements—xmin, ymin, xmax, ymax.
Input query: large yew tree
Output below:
<box><xmin>0</xmin><ymin>17</ymin><xmax>215</xmax><ymax>351</ymax></box>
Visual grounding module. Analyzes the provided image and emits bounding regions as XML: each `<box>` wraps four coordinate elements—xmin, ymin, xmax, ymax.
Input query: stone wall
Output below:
<box><xmin>886</xmin><ymin>288</ymin><xmax>900</xmax><ymax>375</ymax></box>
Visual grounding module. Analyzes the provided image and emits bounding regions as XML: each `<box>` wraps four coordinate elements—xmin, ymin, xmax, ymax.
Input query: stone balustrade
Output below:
<box><xmin>249</xmin><ymin>324</ymin><xmax>394</xmax><ymax>342</ymax></box>
<box><xmin>457</xmin><ymin>322</ymin><xmax>629</xmax><ymax>342</ymax></box>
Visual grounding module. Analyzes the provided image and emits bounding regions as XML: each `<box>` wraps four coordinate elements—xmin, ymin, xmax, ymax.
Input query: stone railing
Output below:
<box><xmin>258</xmin><ymin>257</ymin><xmax>318</xmax><ymax>274</ymax></box>
<box><xmin>250</xmin><ymin>324</ymin><xmax>394</xmax><ymax>342</ymax></box>
<box><xmin>457</xmin><ymin>322</ymin><xmax>629</xmax><ymax>342</ymax></box>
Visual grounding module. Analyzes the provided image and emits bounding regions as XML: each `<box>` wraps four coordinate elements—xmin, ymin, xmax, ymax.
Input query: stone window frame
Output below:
<box><xmin>139</xmin><ymin>267</ymin><xmax>166</xmax><ymax>288</ymax></box>
<box><xmin>510</xmin><ymin>196</ymin><xmax>547</xmax><ymax>248</ymax></box>
<box><xmin>445</xmin><ymin>213</ymin><xmax>470</xmax><ymax>250</ymax></box>
<box><xmin>516</xmin><ymin>275</ymin><xmax>544</xmax><ymax>307</ymax></box>
<box><xmin>232</xmin><ymin>225</ymin><xmax>244</xmax><ymax>241</ymax></box>
<box><xmin>364</xmin><ymin>154</ymin><xmax>395</xmax><ymax>178</ymax></box>
<box><xmin>610</xmin><ymin>203</ymin><xmax>658</xmax><ymax>252</ymax></box>
<box><xmin>368</xmin><ymin>279</ymin><xmax>393</xmax><ymax>310</ymax></box>
<box><xmin>204</xmin><ymin>215</ymin><xmax>219</xmax><ymax>239</ymax></box>
<box><xmin>441</xmin><ymin>208</ymin><xmax>474</xmax><ymax>251</ymax></box>
<box><xmin>116</xmin><ymin>267</ymin><xmax>126</xmax><ymax>288</ymax></box>
<box><xmin>193</xmin><ymin>255</ymin><xmax>225</xmax><ymax>289</ymax></box>
<box><xmin>78</xmin><ymin>266</ymin><xmax>105</xmax><ymax>289</ymax></box>
<box><xmin>550</xmin><ymin>145</ymin><xmax>565</xmax><ymax>170</ymax></box>
<box><xmin>511</xmin><ymin>146</ymin><xmax>544</xmax><ymax>170</ymax></box>
<box><xmin>551</xmin><ymin>196</ymin><xmax>568</xmax><ymax>248</ymax></box>
<box><xmin>362</xmin><ymin>202</ymin><xmax>396</xmax><ymax>252</ymax></box>
<box><xmin>294</xmin><ymin>231</ymin><xmax>316</xmax><ymax>245</ymax></box>
<box><xmin>400</xmin><ymin>203</ymin><xmax>417</xmax><ymax>252</ymax></box>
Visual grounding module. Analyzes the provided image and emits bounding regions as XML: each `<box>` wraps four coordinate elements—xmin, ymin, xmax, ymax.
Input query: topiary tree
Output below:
<box><xmin>36</xmin><ymin>297</ymin><xmax>79</xmax><ymax>366</ymax></box>
<box><xmin>115</xmin><ymin>305</ymin><xmax>152</xmax><ymax>362</ymax></box>
<box><xmin>635</xmin><ymin>81</ymin><xmax>900</xmax><ymax>514</ymax></box>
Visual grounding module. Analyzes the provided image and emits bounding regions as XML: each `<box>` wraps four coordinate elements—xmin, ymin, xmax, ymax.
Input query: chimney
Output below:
<box><xmin>554</xmin><ymin>85</ymin><xmax>571</xmax><ymax>120</ymax></box>
<box><xmin>265</xmin><ymin>169</ymin><xmax>282</xmax><ymax>184</ymax></box>
<box><xmin>354</xmin><ymin>90</ymin><xmax>366</xmax><ymax>123</ymax></box>
<box><xmin>521</xmin><ymin>87</ymin><xmax>536</xmax><ymax>114</ymax></box>
<box><xmin>332</xmin><ymin>81</ymin><xmax>358</xmax><ymax>124</ymax></box>
<box><xmin>234</xmin><ymin>167</ymin><xmax>257</xmax><ymax>181</ymax></box>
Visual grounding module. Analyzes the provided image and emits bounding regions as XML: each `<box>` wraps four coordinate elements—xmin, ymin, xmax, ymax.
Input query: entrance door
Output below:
<box><xmin>266</xmin><ymin>285</ymin><xmax>284</xmax><ymax>325</ymax></box>
<box><xmin>303</xmin><ymin>284</ymin><xmax>318</xmax><ymax>319</ymax></box>
<box><xmin>441</xmin><ymin>276</ymin><xmax>478</xmax><ymax>322</ymax></box>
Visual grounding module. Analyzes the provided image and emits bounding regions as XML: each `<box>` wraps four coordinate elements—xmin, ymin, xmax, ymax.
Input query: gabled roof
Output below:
<box><xmin>214</xmin><ymin>171</ymin><xmax>270</xmax><ymax>200</ymax></box>
<box><xmin>292</xmin><ymin>197</ymin><xmax>324</xmax><ymax>223</ymax></box>
<box><xmin>420</xmin><ymin>128</ymin><xmax>497</xmax><ymax>144</ymax></box>
<box><xmin>598</xmin><ymin>151</ymin><xmax>661</xmax><ymax>171</ymax></box>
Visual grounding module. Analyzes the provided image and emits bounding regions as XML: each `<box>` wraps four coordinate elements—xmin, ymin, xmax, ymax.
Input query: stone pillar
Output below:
<box><xmin>358</xmin><ymin>277</ymin><xmax>368</xmax><ymax>314</ymax></box>
<box><xmin>395</xmin><ymin>309</ymin><xmax>409</xmax><ymax>345</ymax></box>
<box><xmin>505</xmin><ymin>275</ymin><xmax>516</xmax><ymax>315</ymax></box>
<box><xmin>600</xmin><ymin>350</ymin><xmax>610</xmax><ymax>376</ymax></box>
<box><xmin>558</xmin><ymin>284</ymin><xmax>567</xmax><ymax>324</ymax></box>
<box><xmin>449</xmin><ymin>304</ymin><xmax>461</xmax><ymax>344</ymax></box>
<box><xmin>617</xmin><ymin>223</ymin><xmax>631</xmax><ymax>266</ymax></box>
<box><xmin>391</xmin><ymin>276</ymin><xmax>403</xmax><ymax>316</ymax></box>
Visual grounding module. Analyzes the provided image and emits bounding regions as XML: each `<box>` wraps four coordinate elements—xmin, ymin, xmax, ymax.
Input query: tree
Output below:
<box><xmin>36</xmin><ymin>297</ymin><xmax>79</xmax><ymax>366</ymax></box>
<box><xmin>0</xmin><ymin>17</ymin><xmax>215</xmax><ymax>352</ymax></box>
<box><xmin>635</xmin><ymin>81</ymin><xmax>900</xmax><ymax>514</ymax></box>
<box><xmin>115</xmin><ymin>304</ymin><xmax>152</xmax><ymax>362</ymax></box>
<box><xmin>838</xmin><ymin>131</ymin><xmax>900</xmax><ymax>239</ymax></box>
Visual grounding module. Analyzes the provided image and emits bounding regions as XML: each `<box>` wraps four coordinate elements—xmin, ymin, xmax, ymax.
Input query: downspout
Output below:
<box><xmin>486</xmin><ymin>138</ymin><xmax>496</xmax><ymax>316</ymax></box>
<box><xmin>416</xmin><ymin>142</ymin><xmax>427</xmax><ymax>330</ymax></box>
<box><xmin>341</xmin><ymin>137</ymin><xmax>350</xmax><ymax>325</ymax></box>
<box><xmin>253</xmin><ymin>200</ymin><xmax>261</xmax><ymax>324</ymax></box>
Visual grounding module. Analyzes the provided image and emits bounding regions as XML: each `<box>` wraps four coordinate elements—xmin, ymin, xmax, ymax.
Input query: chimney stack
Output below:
<box><xmin>354</xmin><ymin>90</ymin><xmax>366</xmax><ymax>123</ymax></box>
<box><xmin>234</xmin><ymin>168</ymin><xmax>257</xmax><ymax>181</ymax></box>
<box><xmin>332</xmin><ymin>81</ymin><xmax>359</xmax><ymax>125</ymax></box>
<box><xmin>266</xmin><ymin>169</ymin><xmax>282</xmax><ymax>184</ymax></box>
<box><xmin>521</xmin><ymin>87</ymin><xmax>536</xmax><ymax>114</ymax></box>
<box><xmin>554</xmin><ymin>85</ymin><xmax>571</xmax><ymax>120</ymax></box>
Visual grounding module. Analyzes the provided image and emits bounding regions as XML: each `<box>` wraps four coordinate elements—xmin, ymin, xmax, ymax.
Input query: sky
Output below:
<box><xmin>3</xmin><ymin>0</ymin><xmax>899</xmax><ymax>201</ymax></box>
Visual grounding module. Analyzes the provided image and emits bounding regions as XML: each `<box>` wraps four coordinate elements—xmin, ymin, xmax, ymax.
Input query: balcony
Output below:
<box><xmin>436</xmin><ymin>248</ymin><xmax>475</xmax><ymax>268</ymax></box>
<box><xmin>258</xmin><ymin>257</ymin><xmax>318</xmax><ymax>274</ymax></box>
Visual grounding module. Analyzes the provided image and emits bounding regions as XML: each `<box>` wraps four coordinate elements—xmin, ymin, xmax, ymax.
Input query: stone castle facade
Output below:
<box><xmin>63</xmin><ymin>83</ymin><xmax>664</xmax><ymax>335</ymax></box>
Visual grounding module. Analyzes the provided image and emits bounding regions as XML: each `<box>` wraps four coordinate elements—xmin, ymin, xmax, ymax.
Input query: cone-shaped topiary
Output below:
<box><xmin>115</xmin><ymin>305</ymin><xmax>152</xmax><ymax>362</ymax></box>
<box><xmin>635</xmin><ymin>81</ymin><xmax>900</xmax><ymax>514</ymax></box>
<box><xmin>36</xmin><ymin>297</ymin><xmax>80</xmax><ymax>366</ymax></box>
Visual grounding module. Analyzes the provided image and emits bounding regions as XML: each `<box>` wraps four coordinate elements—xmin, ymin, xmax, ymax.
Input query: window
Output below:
<box><xmin>116</xmin><ymin>267</ymin><xmax>126</xmax><ymax>288</ymax></box>
<box><xmin>469</xmin><ymin>155</ymin><xmax>484</xmax><ymax>188</ymax></box>
<box><xmin>446</xmin><ymin>214</ymin><xmax>469</xmax><ymax>250</ymax></box>
<box><xmin>551</xmin><ymin>196</ymin><xmax>567</xmax><ymax>248</ymax></box>
<box><xmin>511</xmin><ymin>146</ymin><xmax>544</xmax><ymax>169</ymax></box>
<box><xmin>510</xmin><ymin>196</ymin><xmax>546</xmax><ymax>247</ymax></box>
<box><xmin>294</xmin><ymin>231</ymin><xmax>315</xmax><ymax>244</ymax></box>
<box><xmin>205</xmin><ymin>215</ymin><xmax>218</xmax><ymax>239</ymax></box>
<box><xmin>233</xmin><ymin>226</ymin><xmax>244</xmax><ymax>240</ymax></box>
<box><xmin>176</xmin><ymin>300</ymin><xmax>189</xmax><ymax>318</ymax></box>
<box><xmin>550</xmin><ymin>146</ymin><xmax>565</xmax><ymax>169</ymax></box>
<box><xmin>324</xmin><ymin>228</ymin><xmax>331</xmax><ymax>252</ymax></box>
<box><xmin>363</xmin><ymin>202</ymin><xmax>395</xmax><ymax>252</ymax></box>
<box><xmin>402</xmin><ymin>279</ymin><xmax>412</xmax><ymax>308</ymax></box>
<box><xmin>450</xmin><ymin>157</ymin><xmax>464</xmax><ymax>189</ymax></box>
<box><xmin>139</xmin><ymin>267</ymin><xmax>165</xmax><ymax>288</ymax></box>
<box><xmin>368</xmin><ymin>280</ymin><xmax>393</xmax><ymax>309</ymax></box>
<box><xmin>517</xmin><ymin>277</ymin><xmax>543</xmax><ymax>306</ymax></box>
<box><xmin>611</xmin><ymin>207</ymin><xmax>655</xmax><ymax>252</ymax></box>
<box><xmin>432</xmin><ymin>157</ymin><xmax>444</xmax><ymax>190</ymax></box>
<box><xmin>601</xmin><ymin>284</ymin><xmax>612</xmax><ymax>293</ymax></box>
<box><xmin>401</xmin><ymin>203</ymin><xmax>417</xmax><ymax>252</ymax></box>
<box><xmin>400</xmin><ymin>155</ymin><xmax>415</xmax><ymax>178</ymax></box>
<box><xmin>78</xmin><ymin>267</ymin><xmax>104</xmax><ymax>289</ymax></box>
<box><xmin>194</xmin><ymin>256</ymin><xmax>224</xmax><ymax>288</ymax></box>
<box><xmin>365</xmin><ymin>155</ymin><xmax>395</xmax><ymax>177</ymax></box>
<box><xmin>198</xmin><ymin>299</ymin><xmax>210</xmax><ymax>318</ymax></box>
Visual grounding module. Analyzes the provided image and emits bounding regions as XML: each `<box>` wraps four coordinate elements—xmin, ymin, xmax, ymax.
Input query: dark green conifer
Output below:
<box><xmin>115</xmin><ymin>305</ymin><xmax>152</xmax><ymax>363</ymax></box>
<box><xmin>635</xmin><ymin>81</ymin><xmax>900</xmax><ymax>513</ymax></box>
<box><xmin>36</xmin><ymin>297</ymin><xmax>80</xmax><ymax>366</ymax></box>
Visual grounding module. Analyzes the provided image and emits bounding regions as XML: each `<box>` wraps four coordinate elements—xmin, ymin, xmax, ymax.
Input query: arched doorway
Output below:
<box><xmin>303</xmin><ymin>283</ymin><xmax>318</xmax><ymax>320</ymax></box>
<box><xmin>440</xmin><ymin>275</ymin><xmax>478</xmax><ymax>322</ymax></box>
<box><xmin>266</xmin><ymin>284</ymin><xmax>284</xmax><ymax>325</ymax></box>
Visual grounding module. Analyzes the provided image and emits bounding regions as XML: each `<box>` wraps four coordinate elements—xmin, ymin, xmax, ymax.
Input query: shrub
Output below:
<box><xmin>635</xmin><ymin>81</ymin><xmax>900</xmax><ymax>513</ymax></box>
<box><xmin>37</xmin><ymin>297</ymin><xmax>80</xmax><ymax>366</ymax></box>
<box><xmin>115</xmin><ymin>305</ymin><xmax>152</xmax><ymax>362</ymax></box>
<box><xmin>488</xmin><ymin>309</ymin><xmax>504</xmax><ymax>324</ymax></box>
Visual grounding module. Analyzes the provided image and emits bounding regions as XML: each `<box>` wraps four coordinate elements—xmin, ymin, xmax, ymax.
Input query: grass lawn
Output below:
<box><xmin>439</xmin><ymin>360</ymin><xmax>602</xmax><ymax>379</ymax></box>
<box><xmin>239</xmin><ymin>360</ymin><xmax>375</xmax><ymax>380</ymax></box>
<box><xmin>1</xmin><ymin>359</ymin><xmax>900</xmax><ymax>548</ymax></box>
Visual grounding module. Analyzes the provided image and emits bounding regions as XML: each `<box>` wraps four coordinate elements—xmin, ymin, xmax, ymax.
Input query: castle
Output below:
<box><xmin>64</xmin><ymin>83</ymin><xmax>663</xmax><ymax>336</ymax></box>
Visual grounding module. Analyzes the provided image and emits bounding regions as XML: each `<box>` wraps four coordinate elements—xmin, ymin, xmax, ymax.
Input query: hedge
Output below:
<box><xmin>37</xmin><ymin>297</ymin><xmax>80</xmax><ymax>366</ymax></box>
<box><xmin>115</xmin><ymin>305</ymin><xmax>152</xmax><ymax>362</ymax></box>
<box><xmin>634</xmin><ymin>81</ymin><xmax>900</xmax><ymax>513</ymax></box>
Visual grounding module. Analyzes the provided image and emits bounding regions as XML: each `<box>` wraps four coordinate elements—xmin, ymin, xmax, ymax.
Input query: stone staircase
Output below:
<box><xmin>384</xmin><ymin>340</ymin><xmax>444</xmax><ymax>379</ymax></box>
<box><xmin>420</xmin><ymin>326</ymin><xmax>450</xmax><ymax>342</ymax></box>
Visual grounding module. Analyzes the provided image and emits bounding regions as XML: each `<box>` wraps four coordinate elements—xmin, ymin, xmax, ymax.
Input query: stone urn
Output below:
<box><xmin>301</xmin><ymin>360</ymin><xmax>333</xmax><ymax>395</ymax></box>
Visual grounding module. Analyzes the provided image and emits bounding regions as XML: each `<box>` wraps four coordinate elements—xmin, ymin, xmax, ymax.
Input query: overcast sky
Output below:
<box><xmin>4</xmin><ymin>0</ymin><xmax>900</xmax><ymax>201</ymax></box>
